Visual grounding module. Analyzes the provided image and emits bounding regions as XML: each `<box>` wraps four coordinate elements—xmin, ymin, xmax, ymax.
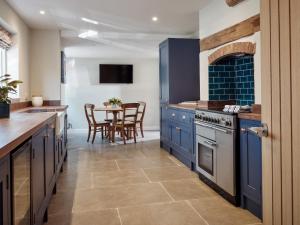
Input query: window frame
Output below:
<box><xmin>0</xmin><ymin>47</ymin><xmax>7</xmax><ymax>76</ymax></box>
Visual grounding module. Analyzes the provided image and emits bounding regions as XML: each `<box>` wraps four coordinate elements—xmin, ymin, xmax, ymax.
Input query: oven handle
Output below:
<box><xmin>195</xmin><ymin>121</ymin><xmax>231</xmax><ymax>134</ymax></box>
<box><xmin>204</xmin><ymin>140</ymin><xmax>217</xmax><ymax>147</ymax></box>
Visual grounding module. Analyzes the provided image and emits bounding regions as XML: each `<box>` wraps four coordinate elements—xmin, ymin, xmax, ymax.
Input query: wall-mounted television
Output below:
<box><xmin>100</xmin><ymin>64</ymin><xmax>133</xmax><ymax>84</ymax></box>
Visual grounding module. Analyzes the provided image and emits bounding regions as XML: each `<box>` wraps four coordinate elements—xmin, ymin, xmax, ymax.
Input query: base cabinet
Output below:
<box><xmin>160</xmin><ymin>106</ymin><xmax>195</xmax><ymax>169</ymax></box>
<box><xmin>0</xmin><ymin>156</ymin><xmax>10</xmax><ymax>225</ymax></box>
<box><xmin>240</xmin><ymin>119</ymin><xmax>262</xmax><ymax>219</ymax></box>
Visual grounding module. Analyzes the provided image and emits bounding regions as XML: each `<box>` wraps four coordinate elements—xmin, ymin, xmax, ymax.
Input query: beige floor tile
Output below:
<box><xmin>161</xmin><ymin>179</ymin><xmax>217</xmax><ymax>201</ymax></box>
<box><xmin>56</xmin><ymin>173</ymin><xmax>93</xmax><ymax>191</ymax></box>
<box><xmin>72</xmin><ymin>183</ymin><xmax>172</xmax><ymax>212</ymax></box>
<box><xmin>116</xmin><ymin>157</ymin><xmax>177</xmax><ymax>170</ymax></box>
<box><xmin>143</xmin><ymin>166</ymin><xmax>197</xmax><ymax>182</ymax></box>
<box><xmin>119</xmin><ymin>201</ymin><xmax>207</xmax><ymax>225</ymax></box>
<box><xmin>47</xmin><ymin>209</ymin><xmax>121</xmax><ymax>225</ymax></box>
<box><xmin>92</xmin><ymin>169</ymin><xmax>149</xmax><ymax>187</ymax></box>
<box><xmin>189</xmin><ymin>197</ymin><xmax>261</xmax><ymax>225</ymax></box>
<box><xmin>66</xmin><ymin>160</ymin><xmax>119</xmax><ymax>173</ymax></box>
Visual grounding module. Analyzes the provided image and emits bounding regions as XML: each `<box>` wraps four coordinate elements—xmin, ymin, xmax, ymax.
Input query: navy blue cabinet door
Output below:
<box><xmin>159</xmin><ymin>42</ymin><xmax>169</xmax><ymax>104</ymax></box>
<box><xmin>160</xmin><ymin>105</ymin><xmax>169</xmax><ymax>142</ymax></box>
<box><xmin>159</xmin><ymin>38</ymin><xmax>200</xmax><ymax>104</ymax></box>
<box><xmin>0</xmin><ymin>156</ymin><xmax>10</xmax><ymax>225</ymax></box>
<box><xmin>240</xmin><ymin>119</ymin><xmax>262</xmax><ymax>219</ymax></box>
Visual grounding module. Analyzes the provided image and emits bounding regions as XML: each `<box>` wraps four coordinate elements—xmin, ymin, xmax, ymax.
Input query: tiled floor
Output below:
<box><xmin>46</xmin><ymin>131</ymin><xmax>262</xmax><ymax>225</ymax></box>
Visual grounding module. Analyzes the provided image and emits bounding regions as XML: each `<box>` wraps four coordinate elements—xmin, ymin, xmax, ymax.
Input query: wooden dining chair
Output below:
<box><xmin>84</xmin><ymin>104</ymin><xmax>110</xmax><ymax>144</ymax></box>
<box><xmin>136</xmin><ymin>101</ymin><xmax>146</xmax><ymax>138</ymax></box>
<box><xmin>115</xmin><ymin>103</ymin><xmax>140</xmax><ymax>144</ymax></box>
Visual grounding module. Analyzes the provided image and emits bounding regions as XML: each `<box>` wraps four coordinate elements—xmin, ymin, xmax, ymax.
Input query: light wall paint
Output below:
<box><xmin>0</xmin><ymin>0</ymin><xmax>30</xmax><ymax>101</ymax></box>
<box><xmin>199</xmin><ymin>0</ymin><xmax>261</xmax><ymax>104</ymax></box>
<box><xmin>64</xmin><ymin>58</ymin><xmax>159</xmax><ymax>130</ymax></box>
<box><xmin>30</xmin><ymin>30</ymin><xmax>61</xmax><ymax>100</ymax></box>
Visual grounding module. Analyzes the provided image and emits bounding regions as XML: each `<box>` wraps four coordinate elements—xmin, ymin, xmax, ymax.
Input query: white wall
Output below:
<box><xmin>30</xmin><ymin>30</ymin><xmax>61</xmax><ymax>100</ymax></box>
<box><xmin>199</xmin><ymin>0</ymin><xmax>261</xmax><ymax>104</ymax></box>
<box><xmin>0</xmin><ymin>0</ymin><xmax>30</xmax><ymax>101</ymax></box>
<box><xmin>64</xmin><ymin>58</ymin><xmax>159</xmax><ymax>130</ymax></box>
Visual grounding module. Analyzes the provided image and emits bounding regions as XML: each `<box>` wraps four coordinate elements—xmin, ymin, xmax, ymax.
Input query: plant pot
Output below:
<box><xmin>0</xmin><ymin>102</ymin><xmax>10</xmax><ymax>118</ymax></box>
<box><xmin>111</xmin><ymin>104</ymin><xmax>117</xmax><ymax>108</ymax></box>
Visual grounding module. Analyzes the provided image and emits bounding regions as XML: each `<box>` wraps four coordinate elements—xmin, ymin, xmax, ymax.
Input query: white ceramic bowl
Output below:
<box><xmin>32</xmin><ymin>96</ymin><xmax>43</xmax><ymax>107</ymax></box>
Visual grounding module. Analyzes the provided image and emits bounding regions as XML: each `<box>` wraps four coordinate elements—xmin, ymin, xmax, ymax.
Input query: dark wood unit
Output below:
<box><xmin>159</xmin><ymin>38</ymin><xmax>200</xmax><ymax>104</ymax></box>
<box><xmin>31</xmin><ymin>127</ymin><xmax>47</xmax><ymax>225</ymax></box>
<box><xmin>45</xmin><ymin>122</ymin><xmax>56</xmax><ymax>196</ymax></box>
<box><xmin>0</xmin><ymin>156</ymin><xmax>10</xmax><ymax>225</ymax></box>
<box><xmin>240</xmin><ymin>119</ymin><xmax>262</xmax><ymax>219</ymax></box>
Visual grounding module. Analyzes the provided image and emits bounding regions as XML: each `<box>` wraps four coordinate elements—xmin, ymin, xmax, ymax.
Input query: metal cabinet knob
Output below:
<box><xmin>182</xmin><ymin>115</ymin><xmax>186</xmax><ymax>120</ymax></box>
<box><xmin>240</xmin><ymin>128</ymin><xmax>247</xmax><ymax>133</ymax></box>
<box><xmin>172</xmin><ymin>113</ymin><xmax>175</xmax><ymax>117</ymax></box>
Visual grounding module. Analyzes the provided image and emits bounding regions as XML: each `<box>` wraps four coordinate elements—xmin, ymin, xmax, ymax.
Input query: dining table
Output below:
<box><xmin>94</xmin><ymin>106</ymin><xmax>123</xmax><ymax>142</ymax></box>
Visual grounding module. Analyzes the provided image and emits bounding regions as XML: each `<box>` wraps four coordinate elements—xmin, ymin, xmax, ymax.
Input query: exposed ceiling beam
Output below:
<box><xmin>225</xmin><ymin>0</ymin><xmax>245</xmax><ymax>7</ymax></box>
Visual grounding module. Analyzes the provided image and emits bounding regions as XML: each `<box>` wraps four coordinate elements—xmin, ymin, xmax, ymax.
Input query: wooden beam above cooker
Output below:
<box><xmin>200</xmin><ymin>14</ymin><xmax>260</xmax><ymax>52</ymax></box>
<box><xmin>225</xmin><ymin>0</ymin><xmax>245</xmax><ymax>7</ymax></box>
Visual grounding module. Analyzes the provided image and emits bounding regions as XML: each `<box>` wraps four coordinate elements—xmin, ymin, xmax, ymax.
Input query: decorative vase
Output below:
<box><xmin>0</xmin><ymin>102</ymin><xmax>10</xmax><ymax>118</ymax></box>
<box><xmin>32</xmin><ymin>96</ymin><xmax>43</xmax><ymax>107</ymax></box>
<box><xmin>111</xmin><ymin>104</ymin><xmax>117</xmax><ymax>108</ymax></box>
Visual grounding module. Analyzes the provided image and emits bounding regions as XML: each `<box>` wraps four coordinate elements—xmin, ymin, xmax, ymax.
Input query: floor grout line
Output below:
<box><xmin>116</xmin><ymin>208</ymin><xmax>124</xmax><ymax>225</ymax></box>
<box><xmin>185</xmin><ymin>200</ymin><xmax>210</xmax><ymax>225</ymax></box>
<box><xmin>140</xmin><ymin>169</ymin><xmax>152</xmax><ymax>183</ymax></box>
<box><xmin>167</xmin><ymin>156</ymin><xmax>184</xmax><ymax>167</ymax></box>
<box><xmin>115</xmin><ymin>160</ymin><xmax>121</xmax><ymax>170</ymax></box>
<box><xmin>158</xmin><ymin>182</ymin><xmax>176</xmax><ymax>202</ymax></box>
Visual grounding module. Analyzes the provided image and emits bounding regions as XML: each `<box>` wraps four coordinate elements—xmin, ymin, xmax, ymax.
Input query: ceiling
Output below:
<box><xmin>6</xmin><ymin>0</ymin><xmax>210</xmax><ymax>58</ymax></box>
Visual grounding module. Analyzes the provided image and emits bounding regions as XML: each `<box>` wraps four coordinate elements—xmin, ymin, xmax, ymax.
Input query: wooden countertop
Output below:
<box><xmin>0</xmin><ymin>106</ymin><xmax>68</xmax><ymax>159</ymax></box>
<box><xmin>168</xmin><ymin>104</ymin><xmax>262</xmax><ymax>121</ymax></box>
<box><xmin>238</xmin><ymin>112</ymin><xmax>261</xmax><ymax>121</ymax></box>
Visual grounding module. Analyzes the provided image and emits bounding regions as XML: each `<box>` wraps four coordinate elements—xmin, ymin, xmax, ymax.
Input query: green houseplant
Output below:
<box><xmin>0</xmin><ymin>74</ymin><xmax>22</xmax><ymax>118</ymax></box>
<box><xmin>108</xmin><ymin>97</ymin><xmax>122</xmax><ymax>108</ymax></box>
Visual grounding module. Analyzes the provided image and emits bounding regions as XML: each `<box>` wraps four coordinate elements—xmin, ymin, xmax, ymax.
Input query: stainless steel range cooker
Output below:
<box><xmin>195</xmin><ymin>108</ymin><xmax>238</xmax><ymax>205</ymax></box>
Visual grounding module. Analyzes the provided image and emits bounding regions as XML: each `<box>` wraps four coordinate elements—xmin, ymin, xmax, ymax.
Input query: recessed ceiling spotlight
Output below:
<box><xmin>81</xmin><ymin>17</ymin><xmax>99</xmax><ymax>25</ymax></box>
<box><xmin>78</xmin><ymin>30</ymin><xmax>98</xmax><ymax>39</ymax></box>
<box><xmin>40</xmin><ymin>10</ymin><xmax>45</xmax><ymax>15</ymax></box>
<box><xmin>152</xmin><ymin>17</ymin><xmax>158</xmax><ymax>22</ymax></box>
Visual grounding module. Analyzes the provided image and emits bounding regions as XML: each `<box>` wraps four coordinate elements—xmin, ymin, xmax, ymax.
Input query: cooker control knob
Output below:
<box><xmin>225</xmin><ymin>121</ymin><xmax>232</xmax><ymax>126</ymax></box>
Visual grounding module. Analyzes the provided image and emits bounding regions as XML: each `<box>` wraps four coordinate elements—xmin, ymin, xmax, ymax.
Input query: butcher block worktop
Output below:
<box><xmin>0</xmin><ymin>105</ymin><xmax>68</xmax><ymax>159</ymax></box>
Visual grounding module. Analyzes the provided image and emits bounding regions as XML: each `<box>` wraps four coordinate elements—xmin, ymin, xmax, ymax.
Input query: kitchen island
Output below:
<box><xmin>0</xmin><ymin>105</ymin><xmax>68</xmax><ymax>225</ymax></box>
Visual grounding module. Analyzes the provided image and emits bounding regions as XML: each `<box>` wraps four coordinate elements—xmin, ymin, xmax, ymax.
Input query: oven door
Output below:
<box><xmin>196</xmin><ymin>135</ymin><xmax>217</xmax><ymax>183</ymax></box>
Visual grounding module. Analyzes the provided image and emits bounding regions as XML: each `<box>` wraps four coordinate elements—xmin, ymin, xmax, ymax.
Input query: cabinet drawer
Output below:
<box><xmin>177</xmin><ymin>111</ymin><xmax>194</xmax><ymax>125</ymax></box>
<box><xmin>168</xmin><ymin>109</ymin><xmax>178</xmax><ymax>121</ymax></box>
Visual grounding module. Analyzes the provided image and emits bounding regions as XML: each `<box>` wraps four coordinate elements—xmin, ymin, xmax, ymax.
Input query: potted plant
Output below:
<box><xmin>108</xmin><ymin>97</ymin><xmax>122</xmax><ymax>108</ymax></box>
<box><xmin>0</xmin><ymin>74</ymin><xmax>22</xmax><ymax>118</ymax></box>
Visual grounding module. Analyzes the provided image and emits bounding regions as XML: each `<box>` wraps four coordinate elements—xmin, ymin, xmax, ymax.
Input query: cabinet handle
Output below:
<box><xmin>172</xmin><ymin>113</ymin><xmax>175</xmax><ymax>117</ymax></box>
<box><xmin>240</xmin><ymin>128</ymin><xmax>247</xmax><ymax>133</ymax></box>
<box><xmin>182</xmin><ymin>115</ymin><xmax>186</xmax><ymax>120</ymax></box>
<box><xmin>6</xmin><ymin>174</ymin><xmax>9</xmax><ymax>190</ymax></box>
<box><xmin>176</xmin><ymin>127</ymin><xmax>181</xmax><ymax>131</ymax></box>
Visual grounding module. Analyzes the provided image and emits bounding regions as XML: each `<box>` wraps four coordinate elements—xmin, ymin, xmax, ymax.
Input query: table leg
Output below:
<box><xmin>112</xmin><ymin>112</ymin><xmax>118</xmax><ymax>143</ymax></box>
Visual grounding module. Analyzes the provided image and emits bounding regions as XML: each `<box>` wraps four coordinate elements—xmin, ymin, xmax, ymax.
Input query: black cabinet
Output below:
<box><xmin>159</xmin><ymin>38</ymin><xmax>200</xmax><ymax>104</ymax></box>
<box><xmin>32</xmin><ymin>127</ymin><xmax>47</xmax><ymax>225</ymax></box>
<box><xmin>45</xmin><ymin>122</ymin><xmax>56</xmax><ymax>195</ymax></box>
<box><xmin>240</xmin><ymin>119</ymin><xmax>262</xmax><ymax>219</ymax></box>
<box><xmin>0</xmin><ymin>156</ymin><xmax>10</xmax><ymax>225</ymax></box>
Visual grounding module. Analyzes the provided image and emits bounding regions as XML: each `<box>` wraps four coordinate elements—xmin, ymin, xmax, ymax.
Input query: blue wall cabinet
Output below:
<box><xmin>159</xmin><ymin>38</ymin><xmax>200</xmax><ymax>104</ymax></box>
<box><xmin>159</xmin><ymin>38</ymin><xmax>199</xmax><ymax>167</ymax></box>
<box><xmin>240</xmin><ymin>119</ymin><xmax>262</xmax><ymax>219</ymax></box>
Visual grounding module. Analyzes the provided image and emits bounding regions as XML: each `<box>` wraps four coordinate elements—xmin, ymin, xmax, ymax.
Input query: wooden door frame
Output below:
<box><xmin>261</xmin><ymin>0</ymin><xmax>299</xmax><ymax>224</ymax></box>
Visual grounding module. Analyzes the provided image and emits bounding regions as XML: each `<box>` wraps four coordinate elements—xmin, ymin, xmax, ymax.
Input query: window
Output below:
<box><xmin>0</xmin><ymin>47</ymin><xmax>6</xmax><ymax>76</ymax></box>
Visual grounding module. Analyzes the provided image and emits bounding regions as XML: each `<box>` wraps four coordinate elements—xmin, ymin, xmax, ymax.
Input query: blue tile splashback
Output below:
<box><xmin>209</xmin><ymin>55</ymin><xmax>255</xmax><ymax>106</ymax></box>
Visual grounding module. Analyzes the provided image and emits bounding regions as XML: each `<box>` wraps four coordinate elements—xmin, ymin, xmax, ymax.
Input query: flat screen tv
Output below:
<box><xmin>100</xmin><ymin>64</ymin><xmax>133</xmax><ymax>84</ymax></box>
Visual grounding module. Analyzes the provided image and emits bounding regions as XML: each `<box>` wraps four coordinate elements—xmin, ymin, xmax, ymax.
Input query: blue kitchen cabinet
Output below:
<box><xmin>161</xmin><ymin>106</ymin><xmax>196</xmax><ymax>170</ymax></box>
<box><xmin>159</xmin><ymin>38</ymin><xmax>200</xmax><ymax>104</ymax></box>
<box><xmin>159</xmin><ymin>38</ymin><xmax>199</xmax><ymax>170</ymax></box>
<box><xmin>240</xmin><ymin>119</ymin><xmax>262</xmax><ymax>219</ymax></box>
